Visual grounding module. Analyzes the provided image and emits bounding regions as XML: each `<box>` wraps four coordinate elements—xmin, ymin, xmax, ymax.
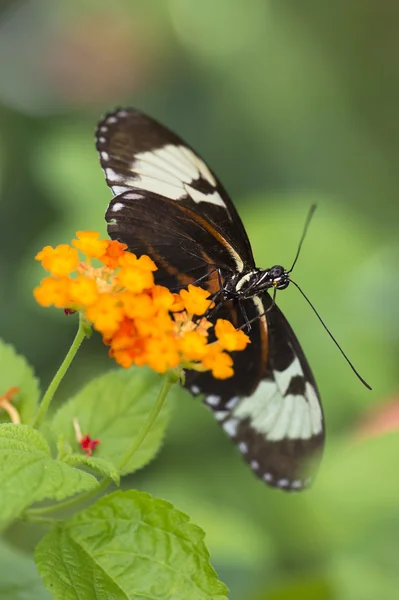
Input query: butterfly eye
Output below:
<box><xmin>269</xmin><ymin>265</ymin><xmax>285</xmax><ymax>279</ymax></box>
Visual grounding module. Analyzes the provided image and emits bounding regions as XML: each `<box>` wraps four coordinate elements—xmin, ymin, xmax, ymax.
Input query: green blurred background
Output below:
<box><xmin>1</xmin><ymin>1</ymin><xmax>399</xmax><ymax>598</ymax></box>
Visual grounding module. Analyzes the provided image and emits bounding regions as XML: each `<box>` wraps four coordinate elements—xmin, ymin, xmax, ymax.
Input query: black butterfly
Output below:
<box><xmin>95</xmin><ymin>108</ymin><xmax>324</xmax><ymax>491</ymax></box>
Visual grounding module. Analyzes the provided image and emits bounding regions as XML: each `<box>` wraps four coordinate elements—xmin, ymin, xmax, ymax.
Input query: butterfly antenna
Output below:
<box><xmin>288</xmin><ymin>204</ymin><xmax>317</xmax><ymax>273</ymax></box>
<box><xmin>290</xmin><ymin>279</ymin><xmax>372</xmax><ymax>390</ymax></box>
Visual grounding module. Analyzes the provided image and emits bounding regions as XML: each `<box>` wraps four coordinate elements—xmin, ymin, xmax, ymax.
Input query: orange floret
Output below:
<box><xmin>215</xmin><ymin>319</ymin><xmax>250</xmax><ymax>352</ymax></box>
<box><xmin>151</xmin><ymin>285</ymin><xmax>175</xmax><ymax>311</ymax></box>
<box><xmin>117</xmin><ymin>266</ymin><xmax>155</xmax><ymax>294</ymax></box>
<box><xmin>143</xmin><ymin>335</ymin><xmax>181</xmax><ymax>373</ymax></box>
<box><xmin>179</xmin><ymin>284</ymin><xmax>214</xmax><ymax>315</ymax></box>
<box><xmin>118</xmin><ymin>252</ymin><xmax>157</xmax><ymax>272</ymax></box>
<box><xmin>35</xmin><ymin>245</ymin><xmax>79</xmax><ymax>277</ymax></box>
<box><xmin>34</xmin><ymin>276</ymin><xmax>71</xmax><ymax>308</ymax></box>
<box><xmin>72</xmin><ymin>231</ymin><xmax>109</xmax><ymax>258</ymax></box>
<box><xmin>179</xmin><ymin>330</ymin><xmax>209</xmax><ymax>361</ymax></box>
<box><xmin>86</xmin><ymin>293</ymin><xmax>124</xmax><ymax>335</ymax></box>
<box><xmin>100</xmin><ymin>239</ymin><xmax>128</xmax><ymax>269</ymax></box>
<box><xmin>121</xmin><ymin>292</ymin><xmax>157</xmax><ymax>320</ymax></box>
<box><xmin>68</xmin><ymin>275</ymin><xmax>99</xmax><ymax>307</ymax></box>
<box><xmin>202</xmin><ymin>346</ymin><xmax>234</xmax><ymax>379</ymax></box>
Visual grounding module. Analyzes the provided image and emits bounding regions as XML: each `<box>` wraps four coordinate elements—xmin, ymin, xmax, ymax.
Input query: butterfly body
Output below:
<box><xmin>96</xmin><ymin>108</ymin><xmax>324</xmax><ymax>491</ymax></box>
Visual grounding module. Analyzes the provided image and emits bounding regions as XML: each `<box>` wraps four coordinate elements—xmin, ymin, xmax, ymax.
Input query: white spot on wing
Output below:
<box><xmin>105</xmin><ymin>169</ymin><xmax>126</xmax><ymax>183</ymax></box>
<box><xmin>277</xmin><ymin>478</ymin><xmax>290</xmax><ymax>488</ymax></box>
<box><xmin>206</xmin><ymin>395</ymin><xmax>221</xmax><ymax>407</ymax></box>
<box><xmin>291</xmin><ymin>480</ymin><xmax>304</xmax><ymax>490</ymax></box>
<box><xmin>106</xmin><ymin>116</ymin><xmax>117</xmax><ymax>124</ymax></box>
<box><xmin>101</xmin><ymin>151</ymin><xmax>110</xmax><ymax>161</ymax></box>
<box><xmin>238</xmin><ymin>441</ymin><xmax>248</xmax><ymax>453</ymax></box>
<box><xmin>222</xmin><ymin>418</ymin><xmax>239</xmax><ymax>437</ymax></box>
<box><xmin>190</xmin><ymin>385</ymin><xmax>200</xmax><ymax>395</ymax></box>
<box><xmin>112</xmin><ymin>186</ymin><xmax>130</xmax><ymax>195</ymax></box>
<box><xmin>112</xmin><ymin>202</ymin><xmax>125</xmax><ymax>212</ymax></box>
<box><xmin>214</xmin><ymin>411</ymin><xmax>227</xmax><ymax>421</ymax></box>
<box><xmin>250</xmin><ymin>459</ymin><xmax>259</xmax><ymax>470</ymax></box>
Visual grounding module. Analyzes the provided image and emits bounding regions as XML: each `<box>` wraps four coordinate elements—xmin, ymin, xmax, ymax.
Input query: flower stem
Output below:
<box><xmin>32</xmin><ymin>314</ymin><xmax>87</xmax><ymax>429</ymax></box>
<box><xmin>25</xmin><ymin>369</ymin><xmax>178</xmax><ymax>519</ymax></box>
<box><xmin>118</xmin><ymin>368</ymin><xmax>178</xmax><ymax>473</ymax></box>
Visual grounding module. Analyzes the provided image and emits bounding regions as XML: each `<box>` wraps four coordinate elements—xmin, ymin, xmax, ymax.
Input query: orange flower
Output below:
<box><xmin>215</xmin><ymin>319</ymin><xmax>250</xmax><ymax>352</ymax></box>
<box><xmin>35</xmin><ymin>231</ymin><xmax>250</xmax><ymax>380</ymax></box>
<box><xmin>121</xmin><ymin>292</ymin><xmax>156</xmax><ymax>320</ymax></box>
<box><xmin>179</xmin><ymin>284</ymin><xmax>214</xmax><ymax>315</ymax></box>
<box><xmin>134</xmin><ymin>311</ymin><xmax>175</xmax><ymax>337</ymax></box>
<box><xmin>72</xmin><ymin>231</ymin><xmax>108</xmax><ymax>258</ymax></box>
<box><xmin>68</xmin><ymin>275</ymin><xmax>99</xmax><ymax>307</ymax></box>
<box><xmin>151</xmin><ymin>286</ymin><xmax>175</xmax><ymax>311</ymax></box>
<box><xmin>179</xmin><ymin>330</ymin><xmax>208</xmax><ymax>361</ymax></box>
<box><xmin>118</xmin><ymin>252</ymin><xmax>157</xmax><ymax>272</ymax></box>
<box><xmin>117</xmin><ymin>266</ymin><xmax>154</xmax><ymax>294</ymax></box>
<box><xmin>170</xmin><ymin>293</ymin><xmax>185</xmax><ymax>312</ymax></box>
<box><xmin>202</xmin><ymin>346</ymin><xmax>234</xmax><ymax>379</ymax></box>
<box><xmin>34</xmin><ymin>276</ymin><xmax>70</xmax><ymax>308</ymax></box>
<box><xmin>36</xmin><ymin>245</ymin><xmax>79</xmax><ymax>277</ymax></box>
<box><xmin>100</xmin><ymin>239</ymin><xmax>127</xmax><ymax>269</ymax></box>
<box><xmin>143</xmin><ymin>335</ymin><xmax>180</xmax><ymax>373</ymax></box>
<box><xmin>86</xmin><ymin>294</ymin><xmax>124</xmax><ymax>335</ymax></box>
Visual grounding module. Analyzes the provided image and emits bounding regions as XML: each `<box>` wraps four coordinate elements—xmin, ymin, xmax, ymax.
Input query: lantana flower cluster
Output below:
<box><xmin>34</xmin><ymin>232</ymin><xmax>249</xmax><ymax>379</ymax></box>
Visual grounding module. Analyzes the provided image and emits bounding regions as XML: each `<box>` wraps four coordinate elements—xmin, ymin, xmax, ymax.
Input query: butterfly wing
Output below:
<box><xmin>106</xmin><ymin>190</ymin><xmax>243</xmax><ymax>292</ymax></box>
<box><xmin>186</xmin><ymin>293</ymin><xmax>324</xmax><ymax>490</ymax></box>
<box><xmin>96</xmin><ymin>107</ymin><xmax>255</xmax><ymax>272</ymax></box>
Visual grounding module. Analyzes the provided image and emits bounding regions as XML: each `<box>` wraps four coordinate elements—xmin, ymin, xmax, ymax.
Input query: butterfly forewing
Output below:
<box><xmin>96</xmin><ymin>108</ymin><xmax>254</xmax><ymax>271</ymax></box>
<box><xmin>96</xmin><ymin>107</ymin><xmax>325</xmax><ymax>490</ymax></box>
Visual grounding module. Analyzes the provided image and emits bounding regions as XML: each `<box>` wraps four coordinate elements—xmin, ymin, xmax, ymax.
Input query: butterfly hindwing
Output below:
<box><xmin>187</xmin><ymin>293</ymin><xmax>324</xmax><ymax>490</ymax></box>
<box><xmin>106</xmin><ymin>190</ymin><xmax>243</xmax><ymax>292</ymax></box>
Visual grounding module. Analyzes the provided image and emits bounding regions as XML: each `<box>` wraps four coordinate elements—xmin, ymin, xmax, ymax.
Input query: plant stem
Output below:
<box><xmin>118</xmin><ymin>368</ymin><xmax>178</xmax><ymax>473</ymax></box>
<box><xmin>25</xmin><ymin>369</ymin><xmax>178</xmax><ymax>518</ymax></box>
<box><xmin>32</xmin><ymin>314</ymin><xmax>87</xmax><ymax>429</ymax></box>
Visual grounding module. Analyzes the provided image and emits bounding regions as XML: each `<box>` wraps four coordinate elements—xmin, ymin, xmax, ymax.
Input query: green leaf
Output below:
<box><xmin>63</xmin><ymin>454</ymin><xmax>120</xmax><ymax>485</ymax></box>
<box><xmin>0</xmin><ymin>537</ymin><xmax>51</xmax><ymax>599</ymax></box>
<box><xmin>0</xmin><ymin>424</ymin><xmax>98</xmax><ymax>529</ymax></box>
<box><xmin>51</xmin><ymin>368</ymin><xmax>171</xmax><ymax>475</ymax></box>
<box><xmin>35</xmin><ymin>490</ymin><xmax>228</xmax><ymax>600</ymax></box>
<box><xmin>0</xmin><ymin>340</ymin><xmax>40</xmax><ymax>425</ymax></box>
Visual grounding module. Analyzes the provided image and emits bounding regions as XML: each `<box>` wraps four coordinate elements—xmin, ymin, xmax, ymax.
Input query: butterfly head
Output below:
<box><xmin>269</xmin><ymin>265</ymin><xmax>290</xmax><ymax>290</ymax></box>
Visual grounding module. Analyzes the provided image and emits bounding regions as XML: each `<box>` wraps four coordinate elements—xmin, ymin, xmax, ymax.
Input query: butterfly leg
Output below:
<box><xmin>237</xmin><ymin>286</ymin><xmax>278</xmax><ymax>332</ymax></box>
<box><xmin>238</xmin><ymin>299</ymin><xmax>252</xmax><ymax>332</ymax></box>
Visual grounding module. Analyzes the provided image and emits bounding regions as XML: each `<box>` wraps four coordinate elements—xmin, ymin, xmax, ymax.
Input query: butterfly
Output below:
<box><xmin>95</xmin><ymin>107</ymin><xmax>324</xmax><ymax>491</ymax></box>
